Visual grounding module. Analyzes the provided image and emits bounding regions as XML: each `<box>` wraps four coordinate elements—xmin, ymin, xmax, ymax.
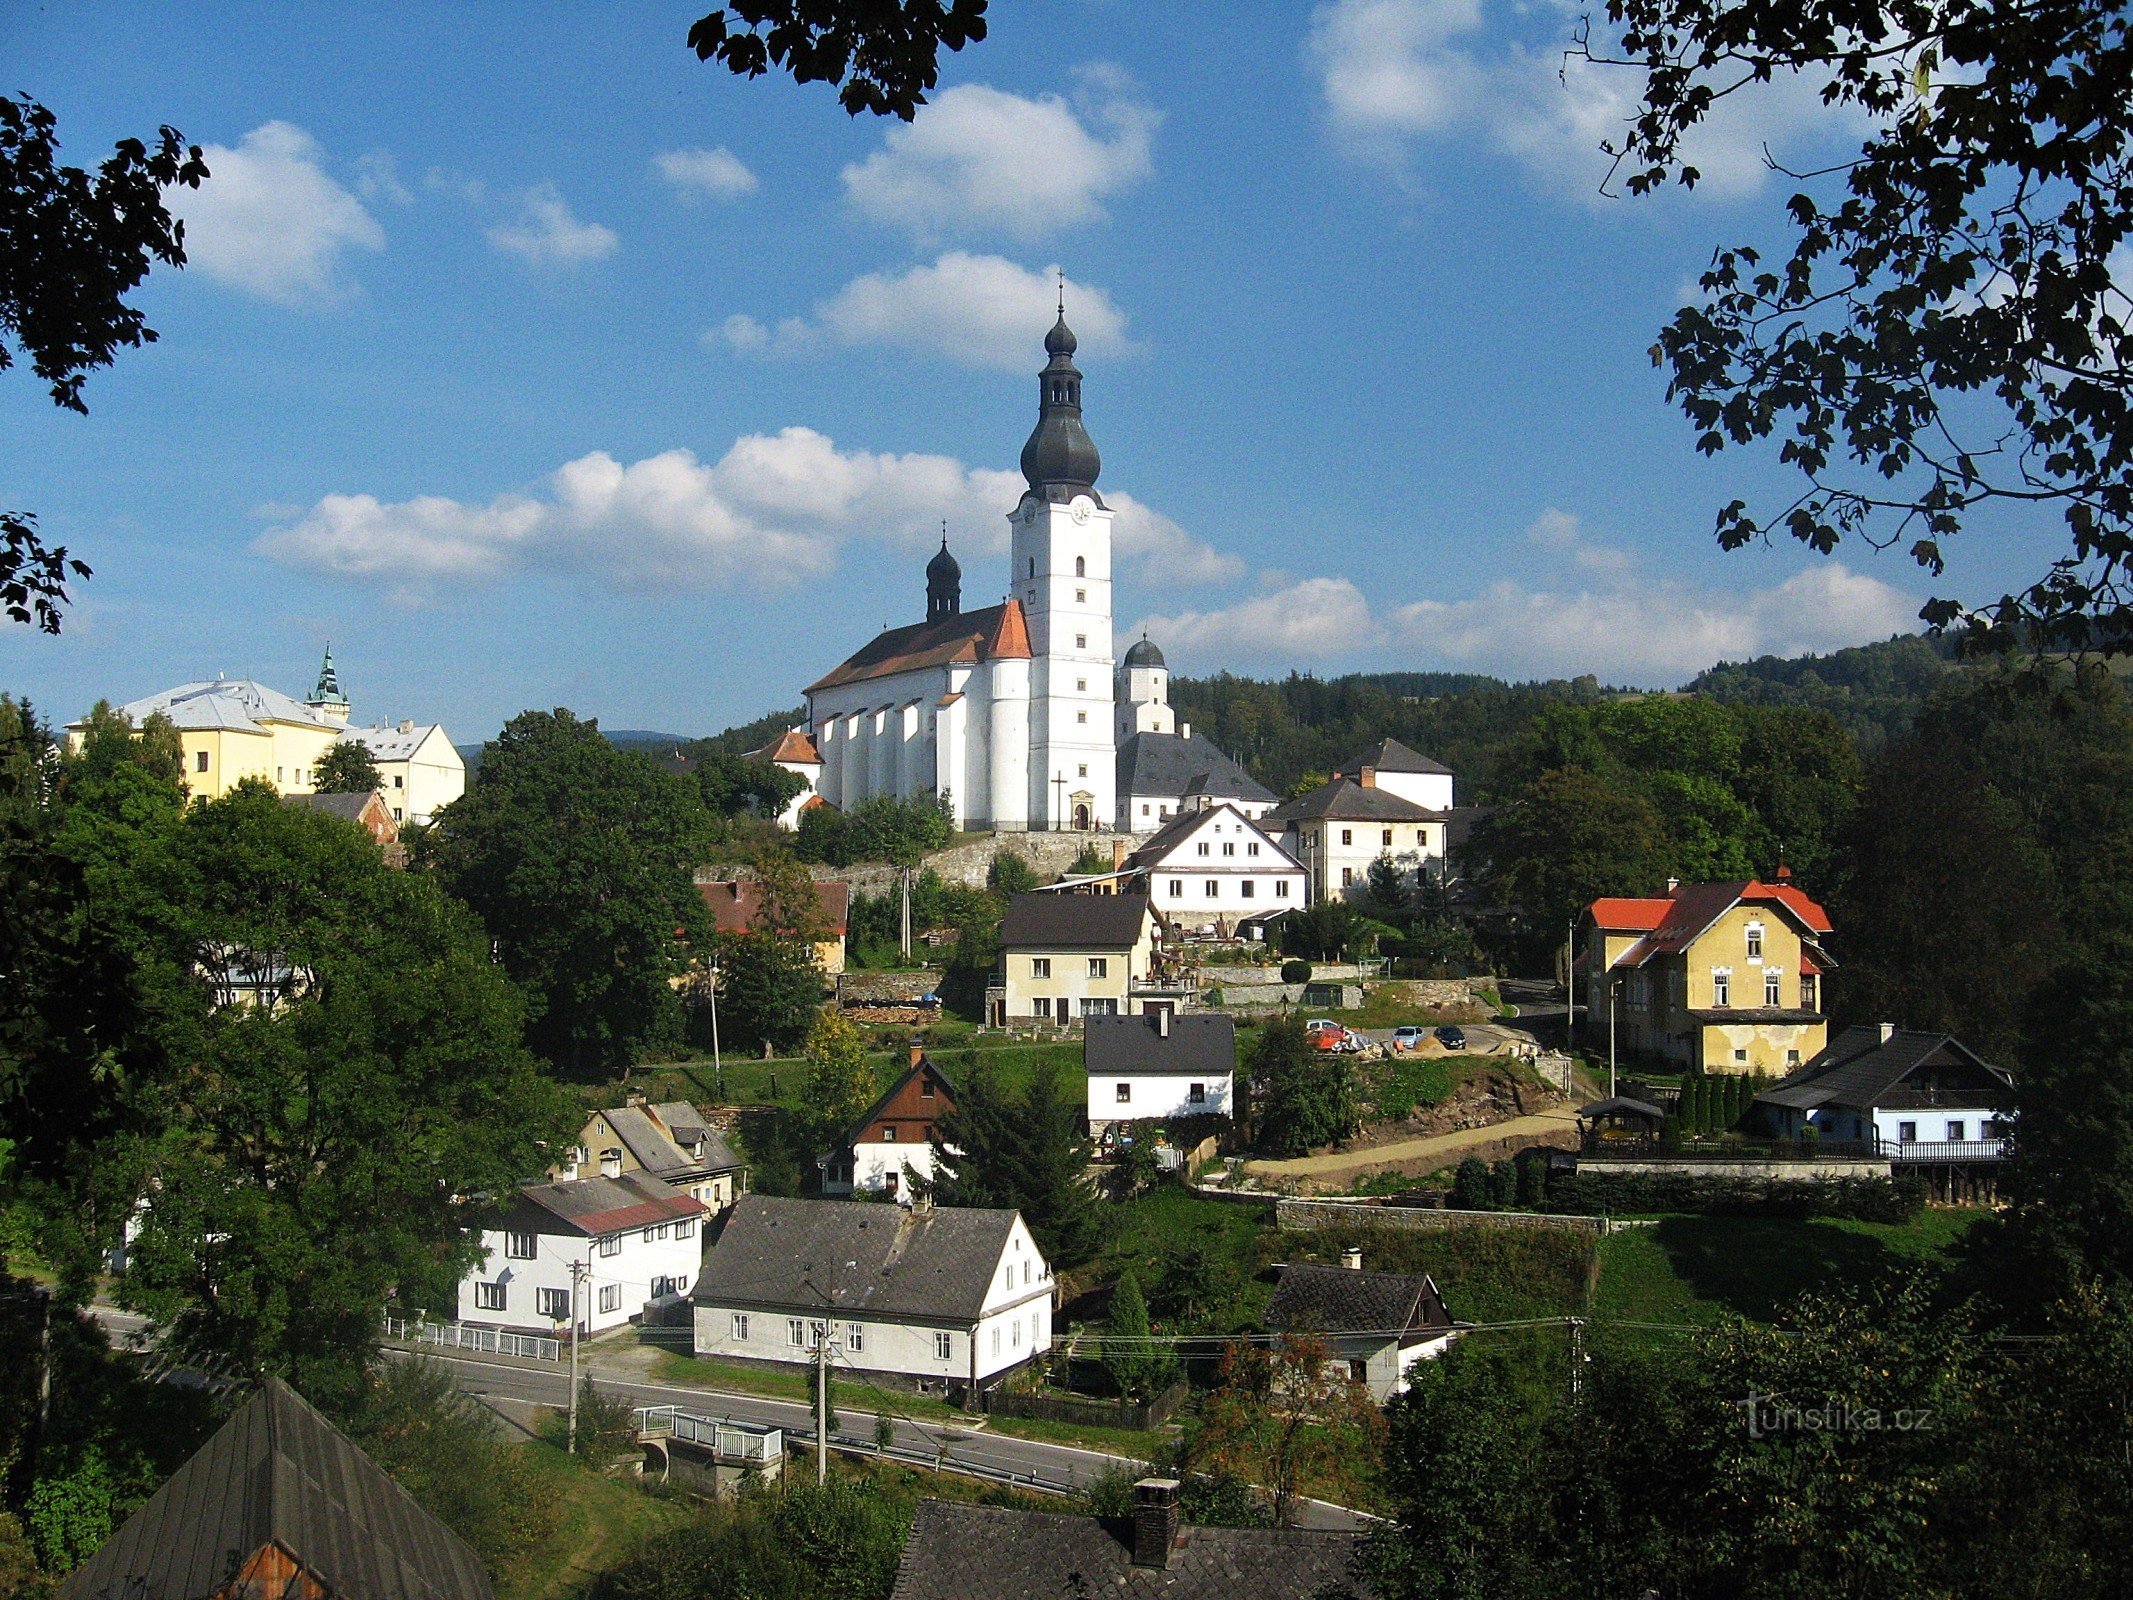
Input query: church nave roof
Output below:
<box><xmin>806</xmin><ymin>598</ymin><xmax>1032</xmax><ymax>695</ymax></box>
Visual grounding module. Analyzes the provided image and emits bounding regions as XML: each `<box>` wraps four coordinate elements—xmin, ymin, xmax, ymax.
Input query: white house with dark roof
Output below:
<box><xmin>746</xmin><ymin>726</ymin><xmax>825</xmax><ymax>828</ymax></box>
<box><xmin>1268</xmin><ymin>771</ymin><xmax>1450</xmax><ymax>904</ymax></box>
<box><xmin>1085</xmin><ymin>1012</ymin><xmax>1236</xmax><ymax>1134</ymax></box>
<box><xmin>458</xmin><ymin>1172</ymin><xmax>709</xmax><ymax>1337</ymax></box>
<box><xmin>1755</xmin><ymin>1025</ymin><xmax>2015</xmax><ymax>1158</ymax></box>
<box><xmin>995</xmin><ymin>891</ymin><xmax>1161</xmax><ymax>1022</ymax></box>
<box><xmin>1120</xmin><ymin>800</ymin><xmax>1304</xmax><ymax>932</ymax></box>
<box><xmin>1265</xmin><ymin>1258</ymin><xmax>1457</xmax><ymax>1402</ymax></box>
<box><xmin>690</xmin><ymin>1195</ymin><xmax>1053</xmax><ymax>1393</ymax></box>
<box><xmin>821</xmin><ymin>1043</ymin><xmax>957</xmax><ymax>1197</ymax></box>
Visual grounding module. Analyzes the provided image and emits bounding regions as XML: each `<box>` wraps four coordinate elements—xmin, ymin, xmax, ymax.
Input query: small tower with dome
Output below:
<box><xmin>1116</xmin><ymin>633</ymin><xmax>1174</xmax><ymax>740</ymax></box>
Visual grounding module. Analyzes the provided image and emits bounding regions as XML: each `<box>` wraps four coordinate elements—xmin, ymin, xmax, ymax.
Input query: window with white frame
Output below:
<box><xmin>1169</xmin><ymin>879</ymin><xmax>1183</xmax><ymax>896</ymax></box>
<box><xmin>1088</xmin><ymin>957</ymin><xmax>1107</xmax><ymax>977</ymax></box>
<box><xmin>1341</xmin><ymin>828</ymin><xmax>1353</xmax><ymax>845</ymax></box>
<box><xmin>1247</xmin><ymin>841</ymin><xmax>1260</xmax><ymax>856</ymax></box>
<box><xmin>1189</xmin><ymin>1082</ymin><xmax>1206</xmax><ymax>1104</ymax></box>
<box><xmin>882</xmin><ymin>1125</ymin><xmax>897</xmax><ymax>1142</ymax></box>
<box><xmin>1276</xmin><ymin>880</ymin><xmax>1290</xmax><ymax>897</ymax></box>
<box><xmin>1033</xmin><ymin>997</ymin><xmax>1052</xmax><ymax>1020</ymax></box>
<box><xmin>475</xmin><ymin>1281</ymin><xmax>506</xmax><ymax>1311</ymax></box>
<box><xmin>1206</xmin><ymin>879</ymin><xmax>1219</xmax><ymax>897</ymax></box>
<box><xmin>1946</xmin><ymin>1120</ymin><xmax>1966</xmax><ymax>1142</ymax></box>
<box><xmin>674</xmin><ymin>1217</ymin><xmax>694</xmax><ymax>1238</ymax></box>
<box><xmin>732</xmin><ymin>1313</ymin><xmax>749</xmax><ymax>1341</ymax></box>
<box><xmin>1116</xmin><ymin>1082</ymin><xmax>1131</xmax><ymax>1103</ymax></box>
<box><xmin>1382</xmin><ymin>829</ymin><xmax>1393</xmax><ymax>847</ymax></box>
<box><xmin>1197</xmin><ymin>842</ymin><xmax>1210</xmax><ymax>856</ymax></box>
<box><xmin>599</xmin><ymin>1283</ymin><xmax>622</xmax><ymax>1313</ymax></box>
<box><xmin>848</xmin><ymin>1323</ymin><xmax>865</xmax><ymax>1351</ymax></box>
<box><xmin>1222</xmin><ymin>841</ymin><xmax>1235</xmax><ymax>857</ymax></box>
<box><xmin>599</xmin><ymin>1234</ymin><xmax>621</xmax><ymax>1258</ymax></box>
<box><xmin>1031</xmin><ymin>957</ymin><xmax>1051</xmax><ymax>978</ymax></box>
<box><xmin>1745</xmin><ymin>923</ymin><xmax>1764</xmax><ymax>960</ymax></box>
<box><xmin>1241</xmin><ymin>880</ymin><xmax>1255</xmax><ymax>898</ymax></box>
<box><xmin>1712</xmin><ymin>969</ymin><xmax>1731</xmax><ymax>1007</ymax></box>
<box><xmin>788</xmin><ymin>1318</ymin><xmax>807</xmax><ymax>1347</ymax></box>
<box><xmin>935</xmin><ymin>1330</ymin><xmax>953</xmax><ymax>1360</ymax></box>
<box><xmin>536</xmin><ymin>1287</ymin><xmax>570</xmax><ymax>1320</ymax></box>
<box><xmin>1012</xmin><ymin>1319</ymin><xmax>1021</xmax><ymax>1348</ymax></box>
<box><xmin>1765</xmin><ymin>970</ymin><xmax>1783</xmax><ymax>1007</ymax></box>
<box><xmin>1341</xmin><ymin>867</ymin><xmax>1354</xmax><ymax>886</ymax></box>
<box><xmin>505</xmin><ymin>1230</ymin><xmax>536</xmax><ymax>1260</ymax></box>
<box><xmin>992</xmin><ymin>1326</ymin><xmax>1002</xmax><ymax>1355</ymax></box>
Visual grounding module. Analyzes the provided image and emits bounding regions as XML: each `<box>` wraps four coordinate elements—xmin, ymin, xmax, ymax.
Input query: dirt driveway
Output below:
<box><xmin>1244</xmin><ymin>1105</ymin><xmax>1582</xmax><ymax>1179</ymax></box>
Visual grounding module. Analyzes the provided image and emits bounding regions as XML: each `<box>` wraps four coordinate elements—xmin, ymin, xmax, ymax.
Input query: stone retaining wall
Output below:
<box><xmin>1274</xmin><ymin>1198</ymin><xmax>1604</xmax><ymax>1234</ymax></box>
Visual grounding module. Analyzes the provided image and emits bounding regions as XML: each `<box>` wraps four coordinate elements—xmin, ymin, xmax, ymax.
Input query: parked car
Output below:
<box><xmin>1434</xmin><ymin>1025</ymin><xmax>1468</xmax><ymax>1051</ymax></box>
<box><xmin>1390</xmin><ymin>1026</ymin><xmax>1428</xmax><ymax>1052</ymax></box>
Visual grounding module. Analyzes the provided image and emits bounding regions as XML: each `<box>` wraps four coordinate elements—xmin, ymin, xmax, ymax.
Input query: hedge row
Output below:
<box><xmin>1543</xmin><ymin>1168</ymin><xmax>1925</xmax><ymax>1223</ymax></box>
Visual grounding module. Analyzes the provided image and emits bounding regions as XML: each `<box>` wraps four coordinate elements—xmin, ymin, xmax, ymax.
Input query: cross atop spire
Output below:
<box><xmin>1056</xmin><ymin>266</ymin><xmax>1065</xmax><ymax>317</ymax></box>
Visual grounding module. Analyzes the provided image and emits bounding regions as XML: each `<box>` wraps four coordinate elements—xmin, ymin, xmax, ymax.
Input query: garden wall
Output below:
<box><xmin>1275</xmin><ymin>1199</ymin><xmax>1604</xmax><ymax>1235</ymax></box>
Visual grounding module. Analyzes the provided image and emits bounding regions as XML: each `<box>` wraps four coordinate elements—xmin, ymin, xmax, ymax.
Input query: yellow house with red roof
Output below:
<box><xmin>1582</xmin><ymin>871</ymin><xmax>1835</xmax><ymax>1075</ymax></box>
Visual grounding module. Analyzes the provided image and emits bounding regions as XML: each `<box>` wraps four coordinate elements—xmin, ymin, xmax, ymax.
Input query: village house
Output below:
<box><xmin>892</xmin><ymin>1485</ymin><xmax>1367</xmax><ymax>1600</ymax></box>
<box><xmin>690</xmin><ymin>1195</ymin><xmax>1053</xmax><ymax>1397</ymax></box>
<box><xmin>1085</xmin><ymin>1012</ymin><xmax>1236</xmax><ymax>1135</ymax></box>
<box><xmin>1755</xmin><ymin>1025</ymin><xmax>2015</xmax><ymax>1158</ymax></box>
<box><xmin>1583</xmin><ymin>871</ymin><xmax>1836</xmax><ymax>1075</ymax></box>
<box><xmin>342</xmin><ymin>715</ymin><xmax>466</xmax><ymax>825</ymax></box>
<box><xmin>557</xmin><ymin>1096</ymin><xmax>746</xmax><ymax>1213</ymax></box>
<box><xmin>1118</xmin><ymin>799</ymin><xmax>1305</xmax><ymax>932</ymax></box>
<box><xmin>458</xmin><ymin>1172</ymin><xmax>708</xmax><ymax>1338</ymax></box>
<box><xmin>282</xmin><ymin>787</ymin><xmax>400</xmax><ymax>853</ymax></box>
<box><xmin>994</xmin><ymin>891</ymin><xmax>1161</xmax><ymax>1023</ymax></box>
<box><xmin>821</xmin><ymin>1041</ymin><xmax>955</xmax><ymax>1197</ymax></box>
<box><xmin>57</xmin><ymin>1379</ymin><xmax>492</xmax><ymax>1600</ymax></box>
<box><xmin>1268</xmin><ymin>738</ymin><xmax>1455</xmax><ymax>904</ymax></box>
<box><xmin>1113</xmin><ymin>635</ymin><xmax>1279</xmax><ymax>829</ymax></box>
<box><xmin>1264</xmin><ymin>1254</ymin><xmax>1458</xmax><ymax>1403</ymax></box>
<box><xmin>698</xmin><ymin>874</ymin><xmax>852</xmax><ymax>975</ymax></box>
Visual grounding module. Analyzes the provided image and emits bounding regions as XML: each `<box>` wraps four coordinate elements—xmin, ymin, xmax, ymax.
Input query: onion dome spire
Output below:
<box><xmin>926</xmin><ymin>523</ymin><xmax>961</xmax><ymax>622</ymax></box>
<box><xmin>1020</xmin><ymin>284</ymin><xmax>1102</xmax><ymax>503</ymax></box>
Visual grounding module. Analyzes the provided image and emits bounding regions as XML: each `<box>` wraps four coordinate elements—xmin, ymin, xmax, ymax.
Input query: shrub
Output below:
<box><xmin>1451</xmin><ymin>1156</ymin><xmax>1494</xmax><ymax>1211</ymax></box>
<box><xmin>1543</xmin><ymin>1170</ymin><xmax>1924</xmax><ymax>1223</ymax></box>
<box><xmin>1280</xmin><ymin>959</ymin><xmax>1312</xmax><ymax>985</ymax></box>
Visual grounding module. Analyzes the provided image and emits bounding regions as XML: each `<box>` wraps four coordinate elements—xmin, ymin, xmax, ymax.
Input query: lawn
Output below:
<box><xmin>1591</xmin><ymin>1208</ymin><xmax>1990</xmax><ymax>1329</ymax></box>
<box><xmin>495</xmin><ymin>1440</ymin><xmax>691</xmax><ymax>1600</ymax></box>
<box><xmin>626</xmin><ymin>1037</ymin><xmax>1087</xmax><ymax>1112</ymax></box>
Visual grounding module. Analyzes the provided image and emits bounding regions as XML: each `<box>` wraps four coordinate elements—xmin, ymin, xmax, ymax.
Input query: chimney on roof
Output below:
<box><xmin>1342</xmin><ymin>1246</ymin><xmax>1363</xmax><ymax>1271</ymax></box>
<box><xmin>1155</xmin><ymin>1008</ymin><xmax>1170</xmax><ymax>1039</ymax></box>
<box><xmin>398</xmin><ymin>718</ymin><xmax>414</xmax><ymax>734</ymax></box>
<box><xmin>909</xmin><ymin>1035</ymin><xmax>925</xmax><ymax>1069</ymax></box>
<box><xmin>1358</xmin><ymin>767</ymin><xmax>1377</xmax><ymax>788</ymax></box>
<box><xmin>1131</xmin><ymin>1479</ymin><xmax>1180</xmax><ymax>1569</ymax></box>
<box><xmin>1180</xmin><ymin>721</ymin><xmax>1191</xmax><ymax>740</ymax></box>
<box><xmin>1665</xmin><ymin>876</ymin><xmax>1680</xmax><ymax>894</ymax></box>
<box><xmin>625</xmin><ymin>1090</ymin><xmax>647</xmax><ymax>1109</ymax></box>
<box><xmin>1879</xmin><ymin>1023</ymin><xmax>1897</xmax><ymax>1043</ymax></box>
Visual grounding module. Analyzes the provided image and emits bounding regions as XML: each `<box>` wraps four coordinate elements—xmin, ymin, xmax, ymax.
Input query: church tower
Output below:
<box><xmin>1117</xmin><ymin>634</ymin><xmax>1174</xmax><ymax>740</ymax></box>
<box><xmin>306</xmin><ymin>645</ymin><xmax>351</xmax><ymax>726</ymax></box>
<box><xmin>1008</xmin><ymin>308</ymin><xmax>1116</xmax><ymax>831</ymax></box>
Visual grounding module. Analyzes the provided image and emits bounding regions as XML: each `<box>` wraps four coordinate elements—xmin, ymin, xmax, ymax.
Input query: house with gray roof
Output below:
<box><xmin>1268</xmin><ymin>769</ymin><xmax>1451</xmax><ymax>906</ymax></box>
<box><xmin>1119</xmin><ymin>799</ymin><xmax>1304</xmax><ymax>933</ymax></box>
<box><xmin>1265</xmin><ymin>1256</ymin><xmax>1457</xmax><ymax>1402</ymax></box>
<box><xmin>692</xmin><ymin>1195</ymin><xmax>1053</xmax><ymax>1395</ymax></box>
<box><xmin>1337</xmin><ymin>737</ymin><xmax>1454</xmax><ymax>811</ymax></box>
<box><xmin>891</xmin><ymin>1484</ymin><xmax>1371</xmax><ymax>1600</ymax></box>
<box><xmin>561</xmin><ymin>1096</ymin><xmax>746</xmax><ymax>1212</ymax></box>
<box><xmin>995</xmin><ymin>891</ymin><xmax>1161</xmax><ymax>1025</ymax></box>
<box><xmin>60</xmin><ymin>1377</ymin><xmax>492</xmax><ymax>1600</ymax></box>
<box><xmin>1754</xmin><ymin>1025</ymin><xmax>2014</xmax><ymax>1160</ymax></box>
<box><xmin>1085</xmin><ymin>1012</ymin><xmax>1237</xmax><ymax>1134</ymax></box>
<box><xmin>1115</xmin><ymin>728</ymin><xmax>1278</xmax><ymax>832</ymax></box>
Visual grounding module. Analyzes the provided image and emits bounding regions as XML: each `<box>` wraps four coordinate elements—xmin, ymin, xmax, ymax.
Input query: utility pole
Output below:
<box><xmin>815</xmin><ymin>1318</ymin><xmax>830</xmax><ymax>1485</ymax></box>
<box><xmin>1607</xmin><ymin>974</ymin><xmax>1617</xmax><ymax>1099</ymax></box>
<box><xmin>567</xmin><ymin>1259</ymin><xmax>587</xmax><ymax>1454</ymax></box>
<box><xmin>1568</xmin><ymin>1316</ymin><xmax>1586</xmax><ymax>1404</ymax></box>
<box><xmin>900</xmin><ymin>867</ymin><xmax>913</xmax><ymax>960</ymax></box>
<box><xmin>708</xmin><ymin>959</ymin><xmax>724</xmax><ymax>1099</ymax></box>
<box><xmin>1566</xmin><ymin>919</ymin><xmax>1578</xmax><ymax>1050</ymax></box>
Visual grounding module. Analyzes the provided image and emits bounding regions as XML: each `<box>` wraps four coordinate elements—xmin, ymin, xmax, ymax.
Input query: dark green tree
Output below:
<box><xmin>931</xmin><ymin>1060</ymin><xmax>1097</xmax><ymax>1265</ymax></box>
<box><xmin>2</xmin><ymin>96</ymin><xmax>207</xmax><ymax>630</ymax></box>
<box><xmin>687</xmin><ymin>0</ymin><xmax>989</xmax><ymax>120</ymax></box>
<box><xmin>116</xmin><ymin>783</ymin><xmax>575</xmax><ymax>1401</ymax></box>
<box><xmin>1582</xmin><ymin>0</ymin><xmax>2133</xmax><ymax>652</ymax></box>
<box><xmin>1102</xmin><ymin>1270</ymin><xmax>1168</xmax><ymax>1400</ymax></box>
<box><xmin>425</xmin><ymin>708</ymin><xmax>715</xmax><ymax>1075</ymax></box>
<box><xmin>1467</xmin><ymin>766</ymin><xmax>1671</xmax><ymax>963</ymax></box>
<box><xmin>1251</xmin><ymin>1016</ymin><xmax>1356</xmax><ymax>1158</ymax></box>
<box><xmin>705</xmin><ymin>931</ymin><xmax>821</xmax><ymax>1055</ymax></box>
<box><xmin>310</xmin><ymin>739</ymin><xmax>381</xmax><ymax>795</ymax></box>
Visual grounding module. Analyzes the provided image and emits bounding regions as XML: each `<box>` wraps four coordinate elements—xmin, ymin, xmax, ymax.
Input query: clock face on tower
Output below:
<box><xmin>1070</xmin><ymin>498</ymin><xmax>1092</xmax><ymax>524</ymax></box>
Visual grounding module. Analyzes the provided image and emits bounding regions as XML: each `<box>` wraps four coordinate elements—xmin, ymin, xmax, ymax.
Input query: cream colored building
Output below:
<box><xmin>995</xmin><ymin>892</ymin><xmax>1160</xmax><ymax>1023</ymax></box>
<box><xmin>75</xmin><ymin>650</ymin><xmax>463</xmax><ymax>819</ymax></box>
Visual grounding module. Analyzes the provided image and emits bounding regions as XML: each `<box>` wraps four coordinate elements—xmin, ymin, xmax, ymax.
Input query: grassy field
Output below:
<box><xmin>496</xmin><ymin>1441</ymin><xmax>691</xmax><ymax>1600</ymax></box>
<box><xmin>627</xmin><ymin>1037</ymin><xmax>1087</xmax><ymax>1112</ymax></box>
<box><xmin>1591</xmin><ymin>1208</ymin><xmax>1988</xmax><ymax>1328</ymax></box>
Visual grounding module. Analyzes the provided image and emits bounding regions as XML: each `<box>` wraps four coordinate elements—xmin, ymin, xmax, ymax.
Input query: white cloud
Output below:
<box><xmin>255</xmin><ymin>426</ymin><xmax>1228</xmax><ymax>598</ymax></box>
<box><xmin>655</xmin><ymin>146</ymin><xmax>759</xmax><ymax>199</ymax></box>
<box><xmin>1523</xmin><ymin>506</ymin><xmax>1632</xmax><ymax>576</ymax></box>
<box><xmin>1109</xmin><ymin>492</ymin><xmax>1246</xmax><ymax>586</ymax></box>
<box><xmin>1393</xmin><ymin>561</ymin><xmax>1920</xmax><ymax>682</ymax></box>
<box><xmin>1136</xmin><ymin>577</ymin><xmax>1384</xmax><ymax>666</ymax></box>
<box><xmin>486</xmin><ymin>185</ymin><xmax>619</xmax><ymax>265</ymax></box>
<box><xmin>170</xmin><ymin>122</ymin><xmax>383</xmax><ymax>306</ymax></box>
<box><xmin>841</xmin><ymin>74</ymin><xmax>1157</xmax><ymax>240</ymax></box>
<box><xmin>1307</xmin><ymin>0</ymin><xmax>1859</xmax><ymax>201</ymax></box>
<box><xmin>353</xmin><ymin>151</ymin><xmax>412</xmax><ymax>205</ymax></box>
<box><xmin>713</xmin><ymin>253</ymin><xmax>1134</xmax><ymax>371</ymax></box>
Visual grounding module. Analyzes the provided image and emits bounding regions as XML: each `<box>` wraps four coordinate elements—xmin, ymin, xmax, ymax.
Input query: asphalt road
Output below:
<box><xmin>85</xmin><ymin>1305</ymin><xmax>1369</xmax><ymax>1530</ymax></box>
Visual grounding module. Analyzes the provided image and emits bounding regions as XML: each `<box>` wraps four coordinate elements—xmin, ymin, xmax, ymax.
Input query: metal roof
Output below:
<box><xmin>59</xmin><ymin>1378</ymin><xmax>493</xmax><ymax>1600</ymax></box>
<box><xmin>101</xmin><ymin>678</ymin><xmax>340</xmax><ymax>734</ymax></box>
<box><xmin>998</xmin><ymin>891</ymin><xmax>1153</xmax><ymax>950</ymax></box>
<box><xmin>348</xmin><ymin>722</ymin><xmax>448</xmax><ymax>761</ymax></box>
<box><xmin>1265</xmin><ymin>1263</ymin><xmax>1450</xmax><ymax>1343</ymax></box>
<box><xmin>1084</xmin><ymin>1014</ymin><xmax>1237</xmax><ymax>1079</ymax></box>
<box><xmin>1756</xmin><ymin>1027</ymin><xmax>2013</xmax><ymax>1113</ymax></box>
<box><xmin>1116</xmin><ymin>732</ymin><xmax>1275</xmax><ymax>806</ymax></box>
<box><xmin>504</xmin><ymin>1172</ymin><xmax>709</xmax><ymax>1236</ymax></box>
<box><xmin>1339</xmin><ymin>737</ymin><xmax>1453</xmax><ymax>778</ymax></box>
<box><xmin>692</xmin><ymin>1195</ymin><xmax>1025</xmax><ymax>1322</ymax></box>
<box><xmin>1266</xmin><ymin>774</ymin><xmax>1444</xmax><ymax>824</ymax></box>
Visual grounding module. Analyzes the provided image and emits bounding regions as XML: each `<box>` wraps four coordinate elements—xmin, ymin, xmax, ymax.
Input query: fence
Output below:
<box><xmin>1582</xmin><ymin>1135</ymin><xmax>2007</xmax><ymax>1164</ymax></box>
<box><xmin>635</xmin><ymin>1406</ymin><xmax>783</xmax><ymax>1463</ymax></box>
<box><xmin>381</xmin><ymin>1317</ymin><xmax>561</xmax><ymax>1362</ymax></box>
<box><xmin>980</xmin><ymin>1376</ymin><xmax>1188</xmax><ymax>1432</ymax></box>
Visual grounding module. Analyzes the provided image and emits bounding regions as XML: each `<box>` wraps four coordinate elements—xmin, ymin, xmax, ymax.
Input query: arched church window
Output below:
<box><xmin>1028</xmin><ymin>559</ymin><xmax>1035</xmax><ymax>578</ymax></box>
<box><xmin>1075</xmin><ymin>556</ymin><xmax>1085</xmax><ymax>576</ymax></box>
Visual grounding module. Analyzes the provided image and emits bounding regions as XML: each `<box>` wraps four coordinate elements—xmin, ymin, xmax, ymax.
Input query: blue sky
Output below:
<box><xmin>0</xmin><ymin>1</ymin><xmax>2065</xmax><ymax>741</ymax></box>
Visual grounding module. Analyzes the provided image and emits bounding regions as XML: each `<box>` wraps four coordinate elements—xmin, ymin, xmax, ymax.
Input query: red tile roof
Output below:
<box><xmin>805</xmin><ymin>599</ymin><xmax>1029</xmax><ymax>693</ymax></box>
<box><xmin>1589</xmin><ymin>897</ymin><xmax>1675</xmax><ymax>931</ymax></box>
<box><xmin>1590</xmin><ymin>878</ymin><xmax>1835</xmax><ymax>969</ymax></box>
<box><xmin>700</xmin><ymin>878</ymin><xmax>851</xmax><ymax>937</ymax></box>
<box><xmin>752</xmin><ymin>727</ymin><xmax>822</xmax><ymax>766</ymax></box>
